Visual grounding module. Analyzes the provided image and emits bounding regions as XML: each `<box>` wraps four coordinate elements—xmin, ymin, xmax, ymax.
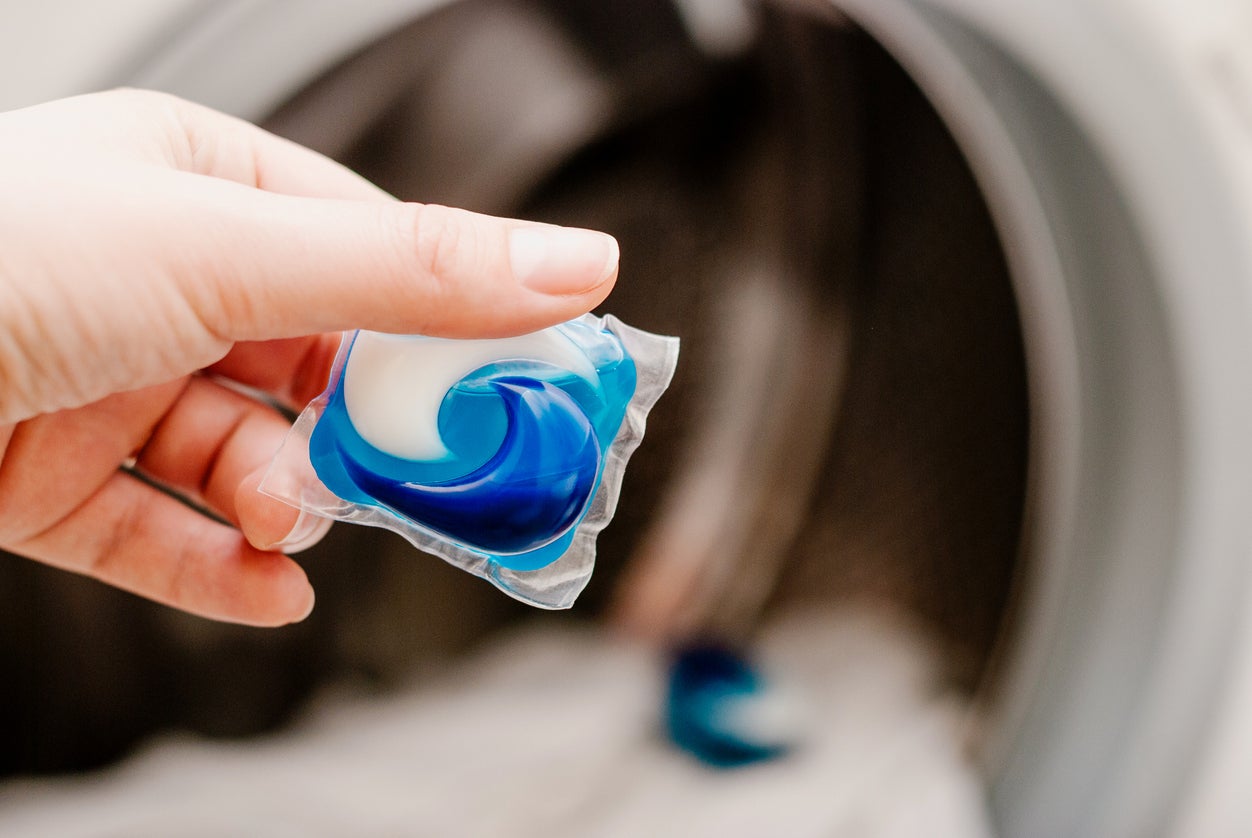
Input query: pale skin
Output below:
<box><xmin>0</xmin><ymin>89</ymin><xmax>619</xmax><ymax>628</ymax></box>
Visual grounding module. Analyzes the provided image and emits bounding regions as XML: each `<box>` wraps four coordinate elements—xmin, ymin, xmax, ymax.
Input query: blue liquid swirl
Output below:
<box><xmin>309</xmin><ymin>326</ymin><xmax>636</xmax><ymax>571</ymax></box>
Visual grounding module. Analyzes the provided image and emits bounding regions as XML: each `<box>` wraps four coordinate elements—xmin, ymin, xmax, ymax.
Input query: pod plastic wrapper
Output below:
<box><xmin>260</xmin><ymin>313</ymin><xmax>679</xmax><ymax>609</ymax></box>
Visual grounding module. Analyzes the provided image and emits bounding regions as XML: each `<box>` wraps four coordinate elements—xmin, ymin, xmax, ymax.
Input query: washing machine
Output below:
<box><xmin>2</xmin><ymin>1</ymin><xmax>1251</xmax><ymax>836</ymax></box>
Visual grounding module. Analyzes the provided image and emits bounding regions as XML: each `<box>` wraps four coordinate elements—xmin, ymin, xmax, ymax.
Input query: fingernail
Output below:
<box><xmin>509</xmin><ymin>226</ymin><xmax>618</xmax><ymax>295</ymax></box>
<box><xmin>273</xmin><ymin>509</ymin><xmax>333</xmax><ymax>554</ymax></box>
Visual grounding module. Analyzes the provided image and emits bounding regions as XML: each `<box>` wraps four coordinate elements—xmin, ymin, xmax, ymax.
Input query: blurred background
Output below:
<box><xmin>2</xmin><ymin>1</ymin><xmax>1252</xmax><ymax>835</ymax></box>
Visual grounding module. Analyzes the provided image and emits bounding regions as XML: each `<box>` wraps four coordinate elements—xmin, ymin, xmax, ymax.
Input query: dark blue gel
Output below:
<box><xmin>665</xmin><ymin>645</ymin><xmax>791</xmax><ymax>768</ymax></box>
<box><xmin>309</xmin><ymin>331</ymin><xmax>637</xmax><ymax>571</ymax></box>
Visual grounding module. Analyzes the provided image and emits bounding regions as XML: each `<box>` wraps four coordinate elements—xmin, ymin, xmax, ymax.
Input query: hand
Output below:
<box><xmin>0</xmin><ymin>90</ymin><xmax>618</xmax><ymax>626</ymax></box>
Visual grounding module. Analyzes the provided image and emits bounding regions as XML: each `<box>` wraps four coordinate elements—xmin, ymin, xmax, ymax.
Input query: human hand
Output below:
<box><xmin>0</xmin><ymin>90</ymin><xmax>618</xmax><ymax>626</ymax></box>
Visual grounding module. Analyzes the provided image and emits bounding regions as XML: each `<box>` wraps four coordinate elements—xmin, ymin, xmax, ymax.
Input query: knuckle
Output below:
<box><xmin>407</xmin><ymin>203</ymin><xmax>477</xmax><ymax>289</ymax></box>
<box><xmin>100</xmin><ymin>87</ymin><xmax>200</xmax><ymax>168</ymax></box>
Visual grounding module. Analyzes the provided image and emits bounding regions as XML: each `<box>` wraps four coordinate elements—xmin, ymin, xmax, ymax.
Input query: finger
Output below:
<box><xmin>160</xmin><ymin>92</ymin><xmax>393</xmax><ymax>201</ymax></box>
<box><xmin>161</xmin><ymin>92</ymin><xmax>620</xmax><ymax>338</ymax></box>
<box><xmin>234</xmin><ymin>463</ymin><xmax>332</xmax><ymax>555</ymax></box>
<box><xmin>134</xmin><ymin>375</ymin><xmax>287</xmax><ymax>525</ymax></box>
<box><xmin>0</xmin><ymin>381</ymin><xmax>186</xmax><ymax>542</ymax></box>
<box><xmin>205</xmin><ymin>334</ymin><xmax>343</xmax><ymax>409</ymax></box>
<box><xmin>170</xmin><ymin>174</ymin><xmax>619</xmax><ymax>341</ymax></box>
<box><xmin>134</xmin><ymin>376</ymin><xmax>330</xmax><ymax>552</ymax></box>
<box><xmin>9</xmin><ymin>471</ymin><xmax>314</xmax><ymax>626</ymax></box>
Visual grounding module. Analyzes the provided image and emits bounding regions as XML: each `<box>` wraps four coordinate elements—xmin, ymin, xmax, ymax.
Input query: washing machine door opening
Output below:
<box><xmin>258</xmin><ymin>0</ymin><xmax>1032</xmax><ymax>739</ymax></box>
<box><xmin>258</xmin><ymin>0</ymin><xmax>1028</xmax><ymax>680</ymax></box>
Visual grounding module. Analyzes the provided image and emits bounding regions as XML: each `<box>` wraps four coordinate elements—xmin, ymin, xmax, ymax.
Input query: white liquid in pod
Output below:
<box><xmin>343</xmin><ymin>329</ymin><xmax>598</xmax><ymax>461</ymax></box>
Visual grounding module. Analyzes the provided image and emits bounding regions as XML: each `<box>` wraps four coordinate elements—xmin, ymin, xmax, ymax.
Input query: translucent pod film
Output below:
<box><xmin>261</xmin><ymin>313</ymin><xmax>679</xmax><ymax>608</ymax></box>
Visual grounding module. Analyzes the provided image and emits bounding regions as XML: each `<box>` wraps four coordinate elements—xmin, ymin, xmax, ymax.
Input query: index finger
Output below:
<box><xmin>161</xmin><ymin>91</ymin><xmax>393</xmax><ymax>202</ymax></box>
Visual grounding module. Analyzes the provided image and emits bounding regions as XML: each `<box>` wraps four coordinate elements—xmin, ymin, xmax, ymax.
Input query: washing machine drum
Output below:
<box><xmin>260</xmin><ymin>0</ymin><xmax>1031</xmax><ymax>656</ymax></box>
<box><xmin>8</xmin><ymin>1</ymin><xmax>1252</xmax><ymax>837</ymax></box>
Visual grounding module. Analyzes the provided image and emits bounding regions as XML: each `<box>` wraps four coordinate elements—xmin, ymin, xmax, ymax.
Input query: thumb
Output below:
<box><xmin>180</xmin><ymin>177</ymin><xmax>619</xmax><ymax>341</ymax></box>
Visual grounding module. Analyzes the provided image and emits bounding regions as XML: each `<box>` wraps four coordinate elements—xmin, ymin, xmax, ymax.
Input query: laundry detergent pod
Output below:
<box><xmin>260</xmin><ymin>313</ymin><xmax>678</xmax><ymax>608</ymax></box>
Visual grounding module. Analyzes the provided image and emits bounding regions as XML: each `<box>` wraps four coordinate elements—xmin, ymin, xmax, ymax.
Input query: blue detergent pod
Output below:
<box><xmin>665</xmin><ymin>645</ymin><xmax>802</xmax><ymax>768</ymax></box>
<box><xmin>261</xmin><ymin>314</ymin><xmax>678</xmax><ymax>608</ymax></box>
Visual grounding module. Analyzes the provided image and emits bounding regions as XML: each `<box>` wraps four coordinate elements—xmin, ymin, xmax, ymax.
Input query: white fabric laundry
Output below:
<box><xmin>0</xmin><ymin>608</ymin><xmax>993</xmax><ymax>838</ymax></box>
